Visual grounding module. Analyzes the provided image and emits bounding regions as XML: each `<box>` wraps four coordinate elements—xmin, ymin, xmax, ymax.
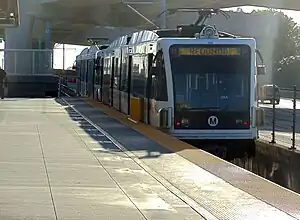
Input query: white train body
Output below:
<box><xmin>75</xmin><ymin>26</ymin><xmax>264</xmax><ymax>144</ymax></box>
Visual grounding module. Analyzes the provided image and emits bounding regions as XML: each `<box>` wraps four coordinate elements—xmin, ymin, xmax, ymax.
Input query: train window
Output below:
<box><xmin>170</xmin><ymin>45</ymin><xmax>250</xmax><ymax>111</ymax></box>
<box><xmin>122</xmin><ymin>79</ymin><xmax>129</xmax><ymax>92</ymax></box>
<box><xmin>83</xmin><ymin>61</ymin><xmax>86</xmax><ymax>82</ymax></box>
<box><xmin>85</xmin><ymin>61</ymin><xmax>88</xmax><ymax>83</ymax></box>
<box><xmin>103</xmin><ymin>58</ymin><xmax>110</xmax><ymax>87</ymax></box>
<box><xmin>87</xmin><ymin>60</ymin><xmax>91</xmax><ymax>83</ymax></box>
<box><xmin>120</xmin><ymin>56</ymin><xmax>130</xmax><ymax>92</ymax></box>
<box><xmin>94</xmin><ymin>57</ymin><xmax>100</xmax><ymax>85</ymax></box>
<box><xmin>88</xmin><ymin>60</ymin><xmax>94</xmax><ymax>79</ymax></box>
<box><xmin>104</xmin><ymin>58</ymin><xmax>110</xmax><ymax>77</ymax></box>
<box><xmin>94</xmin><ymin>59</ymin><xmax>98</xmax><ymax>84</ymax></box>
<box><xmin>114</xmin><ymin>58</ymin><xmax>119</xmax><ymax>89</ymax></box>
<box><xmin>80</xmin><ymin>61</ymin><xmax>84</xmax><ymax>81</ymax></box>
<box><xmin>131</xmin><ymin>55</ymin><xmax>147</xmax><ymax>97</ymax></box>
<box><xmin>151</xmin><ymin>51</ymin><xmax>168</xmax><ymax>101</ymax></box>
<box><xmin>151</xmin><ymin>75</ymin><xmax>157</xmax><ymax>98</ymax></box>
<box><xmin>95</xmin><ymin>58</ymin><xmax>100</xmax><ymax>70</ymax></box>
<box><xmin>95</xmin><ymin>65</ymin><xmax>100</xmax><ymax>85</ymax></box>
<box><xmin>119</xmin><ymin>56</ymin><xmax>123</xmax><ymax>91</ymax></box>
<box><xmin>99</xmin><ymin>58</ymin><xmax>104</xmax><ymax>86</ymax></box>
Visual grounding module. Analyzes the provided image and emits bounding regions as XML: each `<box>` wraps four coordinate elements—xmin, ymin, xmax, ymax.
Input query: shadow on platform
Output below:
<box><xmin>54</xmin><ymin>97</ymin><xmax>175</xmax><ymax>160</ymax></box>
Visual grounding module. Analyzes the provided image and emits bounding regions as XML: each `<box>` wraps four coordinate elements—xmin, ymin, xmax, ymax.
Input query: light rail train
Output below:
<box><xmin>74</xmin><ymin>13</ymin><xmax>266</xmax><ymax>159</ymax></box>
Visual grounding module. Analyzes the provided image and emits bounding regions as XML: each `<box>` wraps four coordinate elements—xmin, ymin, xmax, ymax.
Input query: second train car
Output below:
<box><xmin>75</xmin><ymin>25</ymin><xmax>266</xmax><ymax>159</ymax></box>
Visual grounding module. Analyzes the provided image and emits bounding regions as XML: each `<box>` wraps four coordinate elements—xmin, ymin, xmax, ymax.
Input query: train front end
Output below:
<box><xmin>160</xmin><ymin>27</ymin><xmax>264</xmax><ymax>158</ymax></box>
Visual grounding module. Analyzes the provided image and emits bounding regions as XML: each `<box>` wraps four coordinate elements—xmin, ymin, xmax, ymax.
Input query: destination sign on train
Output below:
<box><xmin>178</xmin><ymin>47</ymin><xmax>241</xmax><ymax>56</ymax></box>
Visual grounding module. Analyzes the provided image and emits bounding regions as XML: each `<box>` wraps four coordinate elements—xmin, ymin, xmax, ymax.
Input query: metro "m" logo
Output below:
<box><xmin>208</xmin><ymin>116</ymin><xmax>218</xmax><ymax>127</ymax></box>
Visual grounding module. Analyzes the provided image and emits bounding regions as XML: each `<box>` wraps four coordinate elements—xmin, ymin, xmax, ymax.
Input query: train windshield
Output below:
<box><xmin>169</xmin><ymin>44</ymin><xmax>251</xmax><ymax>112</ymax></box>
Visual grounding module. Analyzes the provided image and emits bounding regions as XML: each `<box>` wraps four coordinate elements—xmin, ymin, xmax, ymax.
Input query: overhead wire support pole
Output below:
<box><xmin>270</xmin><ymin>84</ymin><xmax>276</xmax><ymax>144</ymax></box>
<box><xmin>121</xmin><ymin>0</ymin><xmax>160</xmax><ymax>29</ymax></box>
<box><xmin>290</xmin><ymin>85</ymin><xmax>297</xmax><ymax>150</ymax></box>
<box><xmin>62</xmin><ymin>44</ymin><xmax>65</xmax><ymax>70</ymax></box>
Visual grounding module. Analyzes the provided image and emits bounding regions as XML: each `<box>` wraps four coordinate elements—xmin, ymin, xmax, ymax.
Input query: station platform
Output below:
<box><xmin>1</xmin><ymin>97</ymin><xmax>300</xmax><ymax>220</ymax></box>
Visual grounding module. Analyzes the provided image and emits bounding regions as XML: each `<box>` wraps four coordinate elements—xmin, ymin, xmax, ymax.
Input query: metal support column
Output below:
<box><xmin>45</xmin><ymin>21</ymin><xmax>51</xmax><ymax>49</ymax></box>
<box><xmin>37</xmin><ymin>37</ymin><xmax>43</xmax><ymax>73</ymax></box>
<box><xmin>44</xmin><ymin>21</ymin><xmax>52</xmax><ymax>73</ymax></box>
<box><xmin>63</xmin><ymin>44</ymin><xmax>65</xmax><ymax>70</ymax></box>
<box><xmin>160</xmin><ymin>0</ymin><xmax>166</xmax><ymax>28</ymax></box>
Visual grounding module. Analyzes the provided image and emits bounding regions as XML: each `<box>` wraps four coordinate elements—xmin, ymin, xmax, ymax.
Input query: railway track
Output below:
<box><xmin>59</xmin><ymin>84</ymin><xmax>76</xmax><ymax>97</ymax></box>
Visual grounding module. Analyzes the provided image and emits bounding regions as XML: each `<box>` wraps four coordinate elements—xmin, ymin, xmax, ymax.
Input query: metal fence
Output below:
<box><xmin>0</xmin><ymin>48</ymin><xmax>79</xmax><ymax>97</ymax></box>
<box><xmin>0</xmin><ymin>49</ymin><xmax>54</xmax><ymax>75</ymax></box>
<box><xmin>258</xmin><ymin>85</ymin><xmax>299</xmax><ymax>150</ymax></box>
<box><xmin>57</xmin><ymin>75</ymin><xmax>77</xmax><ymax>97</ymax></box>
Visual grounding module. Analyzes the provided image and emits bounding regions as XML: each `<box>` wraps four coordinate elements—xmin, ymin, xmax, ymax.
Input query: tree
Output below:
<box><xmin>276</xmin><ymin>56</ymin><xmax>300</xmax><ymax>87</ymax></box>
<box><xmin>251</xmin><ymin>9</ymin><xmax>300</xmax><ymax>74</ymax></box>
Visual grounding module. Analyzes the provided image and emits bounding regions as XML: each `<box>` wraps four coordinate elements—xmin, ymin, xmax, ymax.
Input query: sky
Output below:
<box><xmin>1</xmin><ymin>6</ymin><xmax>300</xmax><ymax>70</ymax></box>
<box><xmin>53</xmin><ymin>44</ymin><xmax>87</xmax><ymax>69</ymax></box>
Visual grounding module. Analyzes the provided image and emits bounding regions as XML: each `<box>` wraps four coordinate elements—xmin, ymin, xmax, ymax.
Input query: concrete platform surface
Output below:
<box><xmin>1</xmin><ymin>98</ymin><xmax>300</xmax><ymax>220</ymax></box>
<box><xmin>61</xmin><ymin>97</ymin><xmax>300</xmax><ymax>220</ymax></box>
<box><xmin>0</xmin><ymin>98</ymin><xmax>205</xmax><ymax>220</ymax></box>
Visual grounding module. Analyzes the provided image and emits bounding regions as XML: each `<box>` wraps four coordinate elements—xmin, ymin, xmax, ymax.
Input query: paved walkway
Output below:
<box><xmin>0</xmin><ymin>98</ymin><xmax>203</xmax><ymax>220</ymax></box>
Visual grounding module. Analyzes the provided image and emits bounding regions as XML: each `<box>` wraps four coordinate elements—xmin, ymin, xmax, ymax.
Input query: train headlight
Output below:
<box><xmin>181</xmin><ymin>118</ymin><xmax>190</xmax><ymax>127</ymax></box>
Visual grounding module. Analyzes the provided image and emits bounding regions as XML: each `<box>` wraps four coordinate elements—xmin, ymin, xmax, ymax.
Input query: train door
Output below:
<box><xmin>88</xmin><ymin>59</ymin><xmax>94</xmax><ymax>97</ymax></box>
<box><xmin>120</xmin><ymin>52</ymin><xmax>132</xmax><ymax>115</ymax></box>
<box><xmin>127</xmin><ymin>55</ymin><xmax>132</xmax><ymax>115</ymax></box>
<box><xmin>144</xmin><ymin>53</ymin><xmax>154</xmax><ymax>124</ymax></box>
<box><xmin>118</xmin><ymin>54</ymin><xmax>122</xmax><ymax>111</ymax></box>
<box><xmin>113</xmin><ymin>57</ymin><xmax>120</xmax><ymax>110</ymax></box>
<box><xmin>92</xmin><ymin>59</ymin><xmax>97</xmax><ymax>99</ymax></box>
<box><xmin>79</xmin><ymin>60</ymin><xmax>83</xmax><ymax>95</ymax></box>
<box><xmin>99</xmin><ymin>57</ymin><xmax>104</xmax><ymax>102</ymax></box>
<box><xmin>93</xmin><ymin>57</ymin><xmax>100</xmax><ymax>100</ymax></box>
<box><xmin>85</xmin><ymin>60</ymin><xmax>89</xmax><ymax>96</ymax></box>
<box><xmin>110</xmin><ymin>57</ymin><xmax>115</xmax><ymax>107</ymax></box>
<box><xmin>80</xmin><ymin>60</ymin><xmax>85</xmax><ymax>95</ymax></box>
<box><xmin>76</xmin><ymin>60</ymin><xmax>81</xmax><ymax>94</ymax></box>
<box><xmin>149</xmin><ymin>51</ymin><xmax>167</xmax><ymax>126</ymax></box>
<box><xmin>102</xmin><ymin>57</ymin><xmax>110</xmax><ymax>105</ymax></box>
